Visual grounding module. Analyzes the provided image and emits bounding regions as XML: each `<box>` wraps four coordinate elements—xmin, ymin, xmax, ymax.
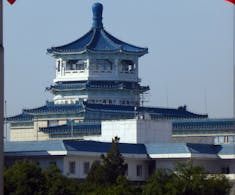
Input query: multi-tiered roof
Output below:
<box><xmin>47</xmin><ymin>3</ymin><xmax>148</xmax><ymax>56</ymax></box>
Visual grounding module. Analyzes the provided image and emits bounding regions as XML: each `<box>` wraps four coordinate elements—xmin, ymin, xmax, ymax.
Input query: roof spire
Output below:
<box><xmin>92</xmin><ymin>2</ymin><xmax>103</xmax><ymax>29</ymax></box>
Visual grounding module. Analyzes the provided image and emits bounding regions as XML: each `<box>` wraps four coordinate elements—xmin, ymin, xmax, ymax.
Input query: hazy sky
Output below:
<box><xmin>3</xmin><ymin>0</ymin><xmax>234</xmax><ymax>118</ymax></box>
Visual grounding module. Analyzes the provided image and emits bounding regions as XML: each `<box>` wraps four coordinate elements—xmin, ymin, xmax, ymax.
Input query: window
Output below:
<box><xmin>57</xmin><ymin>60</ymin><xmax>60</xmax><ymax>72</ymax></box>
<box><xmin>69</xmin><ymin>161</ymin><xmax>76</xmax><ymax>174</ymax></box>
<box><xmin>121</xmin><ymin>60</ymin><xmax>135</xmax><ymax>73</ymax></box>
<box><xmin>66</xmin><ymin>59</ymin><xmax>86</xmax><ymax>71</ymax></box>
<box><xmin>48</xmin><ymin>120</ymin><xmax>59</xmax><ymax>127</ymax></box>
<box><xmin>91</xmin><ymin>59</ymin><xmax>113</xmax><ymax>72</ymax></box>
<box><xmin>221</xmin><ymin>166</ymin><xmax>230</xmax><ymax>174</ymax></box>
<box><xmin>49</xmin><ymin>161</ymin><xmax>57</xmax><ymax>166</ymax></box>
<box><xmin>83</xmin><ymin>162</ymin><xmax>90</xmax><ymax>175</ymax></box>
<box><xmin>228</xmin><ymin>136</ymin><xmax>235</xmax><ymax>143</ymax></box>
<box><xmin>125</xmin><ymin>164</ymin><xmax>128</xmax><ymax>176</ymax></box>
<box><xmin>136</xmin><ymin>165</ymin><xmax>142</xmax><ymax>177</ymax></box>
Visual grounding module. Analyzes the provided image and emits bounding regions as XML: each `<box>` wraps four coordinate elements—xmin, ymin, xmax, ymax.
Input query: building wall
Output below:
<box><xmin>100</xmin><ymin>119</ymin><xmax>137</xmax><ymax>143</ymax></box>
<box><xmin>172</xmin><ymin>136</ymin><xmax>214</xmax><ymax>144</ymax></box>
<box><xmin>5</xmin><ymin>156</ymin><xmax>64</xmax><ymax>172</ymax></box>
<box><xmin>137</xmin><ymin>120</ymin><xmax>172</xmax><ymax>144</ymax></box>
<box><xmin>155</xmin><ymin>158</ymin><xmax>235</xmax><ymax>177</ymax></box>
<box><xmin>54</xmin><ymin>55</ymin><xmax>138</xmax><ymax>83</ymax></box>
<box><xmin>99</xmin><ymin>119</ymin><xmax>172</xmax><ymax>144</ymax></box>
<box><xmin>9</xmin><ymin>116</ymin><xmax>86</xmax><ymax>141</ymax></box>
<box><xmin>10</xmin><ymin>128</ymin><xmax>49</xmax><ymax>141</ymax></box>
<box><xmin>10</xmin><ymin>128</ymin><xmax>36</xmax><ymax>141</ymax></box>
<box><xmin>63</xmin><ymin>154</ymin><xmax>148</xmax><ymax>181</ymax></box>
<box><xmin>125</xmin><ymin>158</ymin><xmax>148</xmax><ymax>181</ymax></box>
<box><xmin>63</xmin><ymin>155</ymin><xmax>99</xmax><ymax>179</ymax></box>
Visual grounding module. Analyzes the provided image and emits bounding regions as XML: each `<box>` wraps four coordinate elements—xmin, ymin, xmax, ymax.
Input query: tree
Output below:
<box><xmin>42</xmin><ymin>164</ymin><xmax>79</xmax><ymax>195</ymax></box>
<box><xmin>4</xmin><ymin>160</ymin><xmax>45</xmax><ymax>195</ymax></box>
<box><xmin>86</xmin><ymin>136</ymin><xmax>127</xmax><ymax>185</ymax></box>
<box><xmin>4</xmin><ymin>160</ymin><xmax>80</xmax><ymax>195</ymax></box>
<box><xmin>143</xmin><ymin>161</ymin><xmax>231</xmax><ymax>195</ymax></box>
<box><xmin>142</xmin><ymin>168</ymin><xmax>178</xmax><ymax>195</ymax></box>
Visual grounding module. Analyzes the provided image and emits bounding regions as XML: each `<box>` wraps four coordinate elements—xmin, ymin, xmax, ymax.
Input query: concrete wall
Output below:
<box><xmin>137</xmin><ymin>120</ymin><xmax>172</xmax><ymax>144</ymax></box>
<box><xmin>63</xmin><ymin>154</ymin><xmax>148</xmax><ymax>181</ymax></box>
<box><xmin>100</xmin><ymin>119</ymin><xmax>137</xmax><ymax>143</ymax></box>
<box><xmin>10</xmin><ymin>128</ymin><xmax>36</xmax><ymax>141</ymax></box>
<box><xmin>100</xmin><ymin>119</ymin><xmax>172</xmax><ymax>144</ymax></box>
<box><xmin>172</xmin><ymin>136</ymin><xmax>214</xmax><ymax>144</ymax></box>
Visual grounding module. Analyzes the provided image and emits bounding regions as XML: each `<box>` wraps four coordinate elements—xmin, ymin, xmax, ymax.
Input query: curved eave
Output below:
<box><xmin>24</xmin><ymin>109</ymin><xmax>85</xmax><ymax>115</ymax></box>
<box><xmin>6</xmin><ymin>114</ymin><xmax>33</xmax><ymax>122</ymax></box>
<box><xmin>47</xmin><ymin>48</ymin><xmax>148</xmax><ymax>57</ymax></box>
<box><xmin>23</xmin><ymin>105</ymin><xmax>85</xmax><ymax>115</ymax></box>
<box><xmin>49</xmin><ymin>86</ymin><xmax>149</xmax><ymax>93</ymax></box>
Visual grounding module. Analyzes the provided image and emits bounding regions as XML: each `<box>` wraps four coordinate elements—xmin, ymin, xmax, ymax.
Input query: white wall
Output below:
<box><xmin>100</xmin><ymin>119</ymin><xmax>137</xmax><ymax>143</ymax></box>
<box><xmin>137</xmin><ymin>120</ymin><xmax>172</xmax><ymax>144</ymax></box>
<box><xmin>99</xmin><ymin>119</ymin><xmax>172</xmax><ymax>144</ymax></box>
<box><xmin>63</xmin><ymin>153</ymin><xmax>148</xmax><ymax>181</ymax></box>
<box><xmin>63</xmin><ymin>155</ymin><xmax>99</xmax><ymax>179</ymax></box>
<box><xmin>126</xmin><ymin>159</ymin><xmax>148</xmax><ymax>181</ymax></box>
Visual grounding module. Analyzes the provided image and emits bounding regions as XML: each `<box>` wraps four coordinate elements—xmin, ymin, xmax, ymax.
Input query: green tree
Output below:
<box><xmin>4</xmin><ymin>160</ymin><xmax>80</xmax><ymax>195</ymax></box>
<box><xmin>86</xmin><ymin>136</ymin><xmax>127</xmax><ymax>185</ymax></box>
<box><xmin>4</xmin><ymin>160</ymin><xmax>45</xmax><ymax>195</ymax></box>
<box><xmin>42</xmin><ymin>164</ymin><xmax>79</xmax><ymax>195</ymax></box>
<box><xmin>142</xmin><ymin>168</ymin><xmax>178</xmax><ymax>195</ymax></box>
<box><xmin>143</xmin><ymin>161</ymin><xmax>231</xmax><ymax>195</ymax></box>
<box><xmin>173</xmin><ymin>161</ymin><xmax>231</xmax><ymax>195</ymax></box>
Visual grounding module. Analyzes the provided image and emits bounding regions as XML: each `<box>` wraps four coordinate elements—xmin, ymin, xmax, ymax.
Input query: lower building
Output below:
<box><xmin>4</xmin><ymin>118</ymin><xmax>235</xmax><ymax>182</ymax></box>
<box><xmin>4</xmin><ymin>139</ymin><xmax>235</xmax><ymax>181</ymax></box>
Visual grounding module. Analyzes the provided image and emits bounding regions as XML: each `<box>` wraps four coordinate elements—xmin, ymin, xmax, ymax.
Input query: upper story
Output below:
<box><xmin>47</xmin><ymin>3</ymin><xmax>148</xmax><ymax>84</ymax></box>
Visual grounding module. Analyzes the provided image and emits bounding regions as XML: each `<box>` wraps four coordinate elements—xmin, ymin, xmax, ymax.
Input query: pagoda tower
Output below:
<box><xmin>6</xmin><ymin>3</ymin><xmax>207</xmax><ymax>141</ymax></box>
<box><xmin>47</xmin><ymin>3</ymin><xmax>149</xmax><ymax>107</ymax></box>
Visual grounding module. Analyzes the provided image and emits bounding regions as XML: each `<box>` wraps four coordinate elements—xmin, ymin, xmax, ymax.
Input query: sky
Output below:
<box><xmin>3</xmin><ymin>0</ymin><xmax>234</xmax><ymax>118</ymax></box>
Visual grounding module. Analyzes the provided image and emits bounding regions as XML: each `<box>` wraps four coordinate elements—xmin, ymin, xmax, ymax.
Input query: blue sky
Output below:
<box><xmin>3</xmin><ymin>0</ymin><xmax>234</xmax><ymax>118</ymax></box>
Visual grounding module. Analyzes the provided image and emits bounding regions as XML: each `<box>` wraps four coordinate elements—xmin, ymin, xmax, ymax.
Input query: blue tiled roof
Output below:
<box><xmin>6</xmin><ymin>113</ymin><xmax>33</xmax><ymax>122</ymax></box>
<box><xmin>40</xmin><ymin>122</ymin><xmax>101</xmax><ymax>138</ymax></box>
<box><xmin>172</xmin><ymin>119</ymin><xmax>235</xmax><ymax>135</ymax></box>
<box><xmin>5</xmin><ymin>140</ymin><xmax>235</xmax><ymax>158</ymax></box>
<box><xmin>23</xmin><ymin>102</ymin><xmax>84</xmax><ymax>114</ymax></box>
<box><xmin>46</xmin><ymin>81</ymin><xmax>149</xmax><ymax>91</ymax></box>
<box><xmin>4</xmin><ymin>140</ymin><xmax>66</xmax><ymax>153</ymax></box>
<box><xmin>186</xmin><ymin>143</ymin><xmax>221</xmax><ymax>155</ymax></box>
<box><xmin>47</xmin><ymin>81</ymin><xmax>149</xmax><ymax>93</ymax></box>
<box><xmin>4</xmin><ymin>140</ymin><xmax>147</xmax><ymax>155</ymax></box>
<box><xmin>47</xmin><ymin>3</ymin><xmax>147</xmax><ymax>56</ymax></box>
<box><xmin>40</xmin><ymin>122</ymin><xmax>101</xmax><ymax>132</ymax></box>
<box><xmin>172</xmin><ymin>118</ymin><xmax>235</xmax><ymax>130</ymax></box>
<box><xmin>145</xmin><ymin>143</ymin><xmax>220</xmax><ymax>156</ymax></box>
<box><xmin>86</xmin><ymin>103</ymin><xmax>208</xmax><ymax>119</ymax></box>
<box><xmin>146</xmin><ymin>143</ymin><xmax>189</xmax><ymax>154</ymax></box>
<box><xmin>63</xmin><ymin>140</ymin><xmax>147</xmax><ymax>155</ymax></box>
<box><xmin>7</xmin><ymin>101</ymin><xmax>207</xmax><ymax>122</ymax></box>
<box><xmin>217</xmin><ymin>144</ymin><xmax>235</xmax><ymax>155</ymax></box>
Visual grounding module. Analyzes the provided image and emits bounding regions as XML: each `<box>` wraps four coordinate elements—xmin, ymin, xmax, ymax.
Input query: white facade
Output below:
<box><xmin>88</xmin><ymin>119</ymin><xmax>173</xmax><ymax>144</ymax></box>
<box><xmin>5</xmin><ymin>150</ymin><xmax>149</xmax><ymax>182</ymax></box>
<box><xmin>54</xmin><ymin>56</ymin><xmax>139</xmax><ymax>83</ymax></box>
<box><xmin>62</xmin><ymin>153</ymin><xmax>148</xmax><ymax>181</ymax></box>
